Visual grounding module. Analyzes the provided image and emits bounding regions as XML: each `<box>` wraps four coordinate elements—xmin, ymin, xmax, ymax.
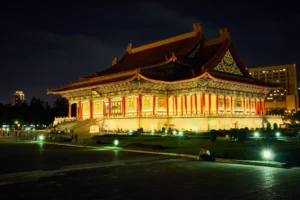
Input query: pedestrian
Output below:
<box><xmin>198</xmin><ymin>147</ymin><xmax>211</xmax><ymax>161</ymax></box>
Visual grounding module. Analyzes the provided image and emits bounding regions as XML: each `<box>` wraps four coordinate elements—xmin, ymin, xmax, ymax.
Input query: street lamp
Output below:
<box><xmin>38</xmin><ymin>135</ymin><xmax>45</xmax><ymax>141</ymax></box>
<box><xmin>262</xmin><ymin>149</ymin><xmax>273</xmax><ymax>161</ymax></box>
<box><xmin>151</xmin><ymin>130</ymin><xmax>155</xmax><ymax>135</ymax></box>
<box><xmin>113</xmin><ymin>139</ymin><xmax>119</xmax><ymax>146</ymax></box>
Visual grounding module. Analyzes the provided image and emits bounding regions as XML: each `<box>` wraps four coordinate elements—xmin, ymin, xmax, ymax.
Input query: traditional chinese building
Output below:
<box><xmin>47</xmin><ymin>23</ymin><xmax>282</xmax><ymax>134</ymax></box>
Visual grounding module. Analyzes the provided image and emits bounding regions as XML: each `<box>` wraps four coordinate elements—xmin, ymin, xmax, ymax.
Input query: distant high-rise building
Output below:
<box><xmin>248</xmin><ymin>64</ymin><xmax>298</xmax><ymax>111</ymax></box>
<box><xmin>13</xmin><ymin>91</ymin><xmax>25</xmax><ymax>105</ymax></box>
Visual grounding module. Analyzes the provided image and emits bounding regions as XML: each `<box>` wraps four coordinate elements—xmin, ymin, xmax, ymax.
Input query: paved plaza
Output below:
<box><xmin>0</xmin><ymin>140</ymin><xmax>300</xmax><ymax>199</ymax></box>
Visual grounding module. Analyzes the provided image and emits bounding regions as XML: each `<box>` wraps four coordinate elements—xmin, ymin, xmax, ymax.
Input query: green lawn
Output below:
<box><xmin>70</xmin><ymin>134</ymin><xmax>300</xmax><ymax>162</ymax></box>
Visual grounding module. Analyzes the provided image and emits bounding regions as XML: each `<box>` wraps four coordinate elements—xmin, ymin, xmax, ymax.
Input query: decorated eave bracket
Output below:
<box><xmin>92</xmin><ymin>89</ymin><xmax>101</xmax><ymax>97</ymax></box>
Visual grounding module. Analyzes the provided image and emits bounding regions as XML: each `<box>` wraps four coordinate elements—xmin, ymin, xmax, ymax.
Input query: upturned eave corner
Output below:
<box><xmin>47</xmin><ymin>88</ymin><xmax>56</xmax><ymax>95</ymax></box>
<box><xmin>193</xmin><ymin>22</ymin><xmax>202</xmax><ymax>33</ymax></box>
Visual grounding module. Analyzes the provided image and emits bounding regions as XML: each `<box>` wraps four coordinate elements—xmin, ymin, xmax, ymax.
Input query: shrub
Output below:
<box><xmin>273</xmin><ymin>123</ymin><xmax>278</xmax><ymax>130</ymax></box>
<box><xmin>209</xmin><ymin>129</ymin><xmax>217</xmax><ymax>142</ymax></box>
<box><xmin>168</xmin><ymin>127</ymin><xmax>172</xmax><ymax>135</ymax></box>
<box><xmin>294</xmin><ymin>128</ymin><xmax>300</xmax><ymax>137</ymax></box>
<box><xmin>138</xmin><ymin>127</ymin><xmax>143</xmax><ymax>134</ymax></box>
<box><xmin>266</xmin><ymin>123</ymin><xmax>271</xmax><ymax>131</ymax></box>
<box><xmin>237</xmin><ymin>128</ymin><xmax>246</xmax><ymax>142</ymax></box>
<box><xmin>162</xmin><ymin>127</ymin><xmax>166</xmax><ymax>133</ymax></box>
<box><xmin>229</xmin><ymin>129</ymin><xmax>238</xmax><ymax>140</ymax></box>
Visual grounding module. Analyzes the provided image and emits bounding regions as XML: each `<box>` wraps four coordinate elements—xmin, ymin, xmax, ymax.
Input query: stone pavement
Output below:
<box><xmin>0</xmin><ymin>136</ymin><xmax>287</xmax><ymax>168</ymax></box>
<box><xmin>43</xmin><ymin>141</ymin><xmax>288</xmax><ymax>168</ymax></box>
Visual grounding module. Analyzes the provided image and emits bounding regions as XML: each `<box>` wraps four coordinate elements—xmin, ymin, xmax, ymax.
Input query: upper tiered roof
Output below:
<box><xmin>79</xmin><ymin>22</ymin><xmax>204</xmax><ymax>80</ymax></box>
<box><xmin>47</xmin><ymin>23</ymin><xmax>280</xmax><ymax>94</ymax></box>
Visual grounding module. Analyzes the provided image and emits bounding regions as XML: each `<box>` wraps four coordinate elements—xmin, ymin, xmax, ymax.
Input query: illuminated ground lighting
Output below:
<box><xmin>38</xmin><ymin>135</ymin><xmax>45</xmax><ymax>141</ymax></box>
<box><xmin>254</xmin><ymin>132</ymin><xmax>259</xmax><ymax>137</ymax></box>
<box><xmin>178</xmin><ymin>131</ymin><xmax>183</xmax><ymax>136</ymax></box>
<box><xmin>276</xmin><ymin>132</ymin><xmax>281</xmax><ymax>137</ymax></box>
<box><xmin>262</xmin><ymin>150</ymin><xmax>273</xmax><ymax>160</ymax></box>
<box><xmin>113</xmin><ymin>139</ymin><xmax>119</xmax><ymax>146</ymax></box>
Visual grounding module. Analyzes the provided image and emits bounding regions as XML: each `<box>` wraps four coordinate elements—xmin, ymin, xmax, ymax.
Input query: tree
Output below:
<box><xmin>0</xmin><ymin>96</ymin><xmax>60</xmax><ymax>127</ymax></box>
<box><xmin>266</xmin><ymin>123</ymin><xmax>271</xmax><ymax>131</ymax></box>
<box><xmin>209</xmin><ymin>129</ymin><xmax>217</xmax><ymax>142</ymax></box>
<box><xmin>273</xmin><ymin>123</ymin><xmax>278</xmax><ymax>130</ymax></box>
<box><xmin>52</xmin><ymin>97</ymin><xmax>68</xmax><ymax>118</ymax></box>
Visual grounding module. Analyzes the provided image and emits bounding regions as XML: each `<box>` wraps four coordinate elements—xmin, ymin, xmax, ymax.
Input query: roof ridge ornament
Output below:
<box><xmin>127</xmin><ymin>43</ymin><xmax>133</xmax><ymax>53</ymax></box>
<box><xmin>193</xmin><ymin>22</ymin><xmax>202</xmax><ymax>32</ymax></box>
<box><xmin>220</xmin><ymin>28</ymin><xmax>230</xmax><ymax>39</ymax></box>
<box><xmin>112</xmin><ymin>57</ymin><xmax>118</xmax><ymax>66</ymax></box>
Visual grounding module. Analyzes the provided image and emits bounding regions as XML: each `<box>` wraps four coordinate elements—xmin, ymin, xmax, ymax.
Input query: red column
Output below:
<box><xmin>153</xmin><ymin>96</ymin><xmax>156</xmax><ymax>116</ymax></box>
<box><xmin>139</xmin><ymin>94</ymin><xmax>142</xmax><ymax>116</ymax></box>
<box><xmin>172</xmin><ymin>96</ymin><xmax>175</xmax><ymax>115</ymax></box>
<box><xmin>68</xmin><ymin>102</ymin><xmax>72</xmax><ymax>118</ymax></box>
<box><xmin>208</xmin><ymin>94</ymin><xmax>211</xmax><ymax>115</ymax></box>
<box><xmin>249</xmin><ymin>98</ymin><xmax>251</xmax><ymax>115</ymax></box>
<box><xmin>184</xmin><ymin>95</ymin><xmax>187</xmax><ymax>115</ymax></box>
<box><xmin>230</xmin><ymin>96</ymin><xmax>233</xmax><ymax>114</ymax></box>
<box><xmin>136</xmin><ymin>97</ymin><xmax>139</xmax><ymax>116</ymax></box>
<box><xmin>79</xmin><ymin>102</ymin><xmax>83</xmax><ymax>120</ymax></box>
<box><xmin>243</xmin><ymin>97</ymin><xmax>246</xmax><ymax>115</ymax></box>
<box><xmin>108</xmin><ymin>98</ymin><xmax>111</xmax><ymax>116</ymax></box>
<box><xmin>103</xmin><ymin>101</ymin><xmax>106</xmax><ymax>116</ymax></box>
<box><xmin>201</xmin><ymin>93</ymin><xmax>205</xmax><ymax>114</ymax></box>
<box><xmin>216</xmin><ymin>94</ymin><xmax>219</xmax><ymax>114</ymax></box>
<box><xmin>166</xmin><ymin>96</ymin><xmax>169</xmax><ymax>116</ymax></box>
<box><xmin>122</xmin><ymin>96</ymin><xmax>126</xmax><ymax>117</ymax></box>
<box><xmin>224</xmin><ymin>95</ymin><xmax>226</xmax><ymax>114</ymax></box>
<box><xmin>190</xmin><ymin>95</ymin><xmax>193</xmax><ymax>115</ymax></box>
<box><xmin>264</xmin><ymin>99</ymin><xmax>266</xmax><ymax>115</ymax></box>
<box><xmin>175</xmin><ymin>96</ymin><xmax>178</xmax><ymax>115</ymax></box>
<box><xmin>181</xmin><ymin>96</ymin><xmax>184</xmax><ymax>115</ymax></box>
<box><xmin>255</xmin><ymin>98</ymin><xmax>257</xmax><ymax>115</ymax></box>
<box><xmin>200</xmin><ymin>94</ymin><xmax>203</xmax><ymax>115</ymax></box>
<box><xmin>90</xmin><ymin>100</ymin><xmax>94</xmax><ymax>119</ymax></box>
<box><xmin>259</xmin><ymin>99</ymin><xmax>263</xmax><ymax>115</ymax></box>
<box><xmin>76</xmin><ymin>102</ymin><xmax>79</xmax><ymax>118</ymax></box>
<box><xmin>194</xmin><ymin>94</ymin><xmax>197</xmax><ymax>114</ymax></box>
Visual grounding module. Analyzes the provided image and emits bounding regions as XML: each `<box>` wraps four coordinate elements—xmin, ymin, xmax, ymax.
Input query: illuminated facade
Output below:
<box><xmin>248</xmin><ymin>64</ymin><xmax>298</xmax><ymax>111</ymax></box>
<box><xmin>48</xmin><ymin>23</ymin><xmax>282</xmax><ymax>134</ymax></box>
<box><xmin>13</xmin><ymin>91</ymin><xmax>25</xmax><ymax>106</ymax></box>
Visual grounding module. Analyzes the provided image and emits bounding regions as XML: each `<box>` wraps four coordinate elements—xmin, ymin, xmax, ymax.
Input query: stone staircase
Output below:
<box><xmin>50</xmin><ymin>117</ymin><xmax>104</xmax><ymax>134</ymax></box>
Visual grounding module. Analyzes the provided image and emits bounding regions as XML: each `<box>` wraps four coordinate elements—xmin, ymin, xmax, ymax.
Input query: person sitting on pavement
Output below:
<box><xmin>198</xmin><ymin>147</ymin><xmax>211</xmax><ymax>161</ymax></box>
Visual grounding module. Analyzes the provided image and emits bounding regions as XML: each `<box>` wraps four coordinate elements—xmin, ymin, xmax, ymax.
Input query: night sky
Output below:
<box><xmin>1</xmin><ymin>1</ymin><xmax>299</xmax><ymax>105</ymax></box>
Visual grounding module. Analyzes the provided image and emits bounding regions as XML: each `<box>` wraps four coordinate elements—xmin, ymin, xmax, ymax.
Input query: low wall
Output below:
<box><xmin>100</xmin><ymin>116</ymin><xmax>283</xmax><ymax>132</ymax></box>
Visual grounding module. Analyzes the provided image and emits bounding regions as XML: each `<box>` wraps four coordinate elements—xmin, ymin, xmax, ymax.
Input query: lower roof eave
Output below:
<box><xmin>206</xmin><ymin>73</ymin><xmax>280</xmax><ymax>89</ymax></box>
